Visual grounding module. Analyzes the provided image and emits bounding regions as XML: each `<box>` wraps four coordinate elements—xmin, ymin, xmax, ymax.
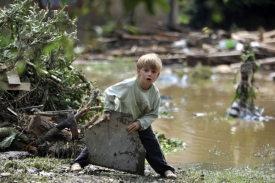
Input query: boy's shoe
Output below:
<box><xmin>164</xmin><ymin>170</ymin><xmax>177</xmax><ymax>179</ymax></box>
<box><xmin>70</xmin><ymin>163</ymin><xmax>83</xmax><ymax>172</ymax></box>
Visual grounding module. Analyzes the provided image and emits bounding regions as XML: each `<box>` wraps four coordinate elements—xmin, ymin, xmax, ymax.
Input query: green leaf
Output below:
<box><xmin>0</xmin><ymin>132</ymin><xmax>16</xmax><ymax>150</ymax></box>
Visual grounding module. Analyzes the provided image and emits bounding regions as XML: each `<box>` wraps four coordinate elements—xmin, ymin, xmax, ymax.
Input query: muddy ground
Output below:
<box><xmin>0</xmin><ymin>152</ymin><xmax>185</xmax><ymax>183</ymax></box>
<box><xmin>0</xmin><ymin>151</ymin><xmax>275</xmax><ymax>183</ymax></box>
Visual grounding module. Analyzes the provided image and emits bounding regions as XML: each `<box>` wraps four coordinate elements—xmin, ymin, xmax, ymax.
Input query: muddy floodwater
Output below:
<box><xmin>73</xmin><ymin>60</ymin><xmax>275</xmax><ymax>171</ymax></box>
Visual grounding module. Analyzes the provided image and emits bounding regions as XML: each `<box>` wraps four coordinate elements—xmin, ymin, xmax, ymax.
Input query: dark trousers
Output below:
<box><xmin>71</xmin><ymin>126</ymin><xmax>175</xmax><ymax>175</ymax></box>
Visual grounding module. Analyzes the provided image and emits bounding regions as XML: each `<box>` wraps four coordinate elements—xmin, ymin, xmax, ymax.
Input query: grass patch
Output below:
<box><xmin>0</xmin><ymin>157</ymin><xmax>274</xmax><ymax>182</ymax></box>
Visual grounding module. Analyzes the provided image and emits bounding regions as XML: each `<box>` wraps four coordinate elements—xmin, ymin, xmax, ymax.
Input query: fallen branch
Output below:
<box><xmin>81</xmin><ymin>115</ymin><xmax>100</xmax><ymax>130</ymax></box>
<box><xmin>32</xmin><ymin>106</ymin><xmax>102</xmax><ymax>117</ymax></box>
<box><xmin>75</xmin><ymin>88</ymin><xmax>101</xmax><ymax>121</ymax></box>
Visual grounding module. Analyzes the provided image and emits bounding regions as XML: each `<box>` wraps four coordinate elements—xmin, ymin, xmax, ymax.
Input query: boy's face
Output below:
<box><xmin>137</xmin><ymin>67</ymin><xmax>160</xmax><ymax>90</ymax></box>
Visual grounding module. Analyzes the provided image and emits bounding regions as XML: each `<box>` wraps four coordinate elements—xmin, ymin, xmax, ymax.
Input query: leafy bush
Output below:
<box><xmin>0</xmin><ymin>0</ymin><xmax>101</xmax><ymax>122</ymax></box>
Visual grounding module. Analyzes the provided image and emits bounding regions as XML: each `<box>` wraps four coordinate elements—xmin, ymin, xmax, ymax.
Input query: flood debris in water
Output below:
<box><xmin>226</xmin><ymin>45</ymin><xmax>266</xmax><ymax>121</ymax></box>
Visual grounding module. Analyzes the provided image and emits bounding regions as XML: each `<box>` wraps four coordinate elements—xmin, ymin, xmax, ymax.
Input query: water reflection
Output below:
<box><xmin>73</xmin><ymin>60</ymin><xmax>275</xmax><ymax>170</ymax></box>
<box><xmin>229</xmin><ymin>119</ymin><xmax>265</xmax><ymax>134</ymax></box>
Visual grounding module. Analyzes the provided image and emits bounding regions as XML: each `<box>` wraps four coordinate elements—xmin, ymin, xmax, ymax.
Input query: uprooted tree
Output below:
<box><xmin>0</xmin><ymin>0</ymin><xmax>102</xmax><ymax>157</ymax></box>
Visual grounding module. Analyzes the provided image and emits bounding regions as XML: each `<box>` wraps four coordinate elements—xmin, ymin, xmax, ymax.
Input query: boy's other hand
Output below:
<box><xmin>127</xmin><ymin>122</ymin><xmax>140</xmax><ymax>134</ymax></box>
<box><xmin>103</xmin><ymin>112</ymin><xmax>110</xmax><ymax>121</ymax></box>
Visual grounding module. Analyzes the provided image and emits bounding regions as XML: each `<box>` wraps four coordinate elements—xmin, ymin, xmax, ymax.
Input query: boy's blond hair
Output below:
<box><xmin>136</xmin><ymin>53</ymin><xmax>162</xmax><ymax>72</ymax></box>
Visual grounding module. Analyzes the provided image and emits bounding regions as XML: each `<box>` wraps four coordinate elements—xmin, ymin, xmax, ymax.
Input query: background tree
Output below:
<box><xmin>178</xmin><ymin>0</ymin><xmax>275</xmax><ymax>31</ymax></box>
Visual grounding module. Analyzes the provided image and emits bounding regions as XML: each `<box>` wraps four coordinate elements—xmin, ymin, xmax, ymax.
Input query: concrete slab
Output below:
<box><xmin>84</xmin><ymin>111</ymin><xmax>146</xmax><ymax>175</ymax></box>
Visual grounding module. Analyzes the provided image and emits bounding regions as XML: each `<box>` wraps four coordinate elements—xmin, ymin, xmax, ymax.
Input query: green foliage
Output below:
<box><xmin>233</xmin><ymin>45</ymin><xmax>259</xmax><ymax>105</ymax></box>
<box><xmin>234</xmin><ymin>83</ymin><xmax>257</xmax><ymax>104</ymax></box>
<box><xmin>177</xmin><ymin>0</ymin><xmax>202</xmax><ymax>25</ymax></box>
<box><xmin>159</xmin><ymin>111</ymin><xmax>174</xmax><ymax>119</ymax></box>
<box><xmin>241</xmin><ymin>45</ymin><xmax>259</xmax><ymax>71</ymax></box>
<box><xmin>0</xmin><ymin>0</ymin><xmax>101</xmax><ymax>119</ymax></box>
<box><xmin>190</xmin><ymin>62</ymin><xmax>213</xmax><ymax>80</ymax></box>
<box><xmin>0</xmin><ymin>132</ymin><xmax>16</xmax><ymax>150</ymax></box>
<box><xmin>0</xmin><ymin>0</ymin><xmax>77</xmax><ymax>68</ymax></box>
<box><xmin>122</xmin><ymin>0</ymin><xmax>169</xmax><ymax>15</ymax></box>
<box><xmin>96</xmin><ymin>0</ymin><xmax>170</xmax><ymax>33</ymax></box>
<box><xmin>155</xmin><ymin>132</ymin><xmax>187</xmax><ymax>153</ymax></box>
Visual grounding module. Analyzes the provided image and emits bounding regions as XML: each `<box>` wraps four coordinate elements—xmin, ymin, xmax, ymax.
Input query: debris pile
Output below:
<box><xmin>79</xmin><ymin>27</ymin><xmax>275</xmax><ymax>71</ymax></box>
<box><xmin>0</xmin><ymin>0</ymin><xmax>102</xmax><ymax>156</ymax></box>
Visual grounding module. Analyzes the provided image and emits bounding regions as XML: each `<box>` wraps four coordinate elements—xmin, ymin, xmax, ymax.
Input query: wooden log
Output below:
<box><xmin>263</xmin><ymin>29</ymin><xmax>275</xmax><ymax>39</ymax></box>
<box><xmin>258</xmin><ymin>43</ymin><xmax>275</xmax><ymax>53</ymax></box>
<box><xmin>27</xmin><ymin>88</ymin><xmax>102</xmax><ymax>146</ymax></box>
<box><xmin>32</xmin><ymin>127</ymin><xmax>60</xmax><ymax>146</ymax></box>
<box><xmin>231</xmin><ymin>57</ymin><xmax>275</xmax><ymax>69</ymax></box>
<box><xmin>231</xmin><ymin>31</ymin><xmax>259</xmax><ymax>41</ymax></box>
<box><xmin>26</xmin><ymin>115</ymin><xmax>71</xmax><ymax>143</ymax></box>
<box><xmin>10</xmin><ymin>140</ymin><xmax>37</xmax><ymax>153</ymax></box>
<box><xmin>207</xmin><ymin>50</ymin><xmax>242</xmax><ymax>58</ymax></box>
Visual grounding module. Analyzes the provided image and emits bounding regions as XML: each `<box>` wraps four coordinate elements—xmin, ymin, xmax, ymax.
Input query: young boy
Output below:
<box><xmin>71</xmin><ymin>53</ymin><xmax>177</xmax><ymax>179</ymax></box>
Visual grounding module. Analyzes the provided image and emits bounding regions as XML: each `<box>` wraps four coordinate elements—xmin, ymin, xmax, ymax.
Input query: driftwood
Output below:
<box><xmin>81</xmin><ymin>114</ymin><xmax>100</xmax><ymax>130</ymax></box>
<box><xmin>0</xmin><ymin>114</ymin><xmax>82</xmax><ymax>156</ymax></box>
<box><xmin>231</xmin><ymin>57</ymin><xmax>275</xmax><ymax>69</ymax></box>
<box><xmin>26</xmin><ymin>115</ymin><xmax>72</xmax><ymax>143</ymax></box>
<box><xmin>26</xmin><ymin>88</ymin><xmax>101</xmax><ymax>147</ymax></box>
<box><xmin>10</xmin><ymin>141</ymin><xmax>37</xmax><ymax>153</ymax></box>
<box><xmin>28</xmin><ymin>111</ymin><xmax>99</xmax><ymax>157</ymax></box>
<box><xmin>231</xmin><ymin>29</ymin><xmax>275</xmax><ymax>43</ymax></box>
<box><xmin>78</xmin><ymin>27</ymin><xmax>275</xmax><ymax>69</ymax></box>
<box><xmin>75</xmin><ymin>88</ymin><xmax>101</xmax><ymax>120</ymax></box>
<box><xmin>32</xmin><ymin>106</ymin><xmax>102</xmax><ymax>117</ymax></box>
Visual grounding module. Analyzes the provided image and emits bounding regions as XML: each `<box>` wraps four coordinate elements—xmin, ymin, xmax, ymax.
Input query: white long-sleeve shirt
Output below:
<box><xmin>104</xmin><ymin>77</ymin><xmax>161</xmax><ymax>130</ymax></box>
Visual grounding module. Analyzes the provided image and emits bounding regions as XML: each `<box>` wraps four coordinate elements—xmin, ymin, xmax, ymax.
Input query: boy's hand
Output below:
<box><xmin>103</xmin><ymin>112</ymin><xmax>110</xmax><ymax>121</ymax></box>
<box><xmin>127</xmin><ymin>121</ymin><xmax>140</xmax><ymax>134</ymax></box>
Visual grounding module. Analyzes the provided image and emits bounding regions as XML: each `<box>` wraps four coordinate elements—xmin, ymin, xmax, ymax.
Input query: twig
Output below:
<box><xmin>74</xmin><ymin>88</ymin><xmax>101</xmax><ymax>120</ymax></box>
<box><xmin>16</xmin><ymin>105</ymin><xmax>44</xmax><ymax>111</ymax></box>
<box><xmin>82</xmin><ymin>115</ymin><xmax>100</xmax><ymax>129</ymax></box>
<box><xmin>32</xmin><ymin>106</ymin><xmax>102</xmax><ymax>117</ymax></box>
